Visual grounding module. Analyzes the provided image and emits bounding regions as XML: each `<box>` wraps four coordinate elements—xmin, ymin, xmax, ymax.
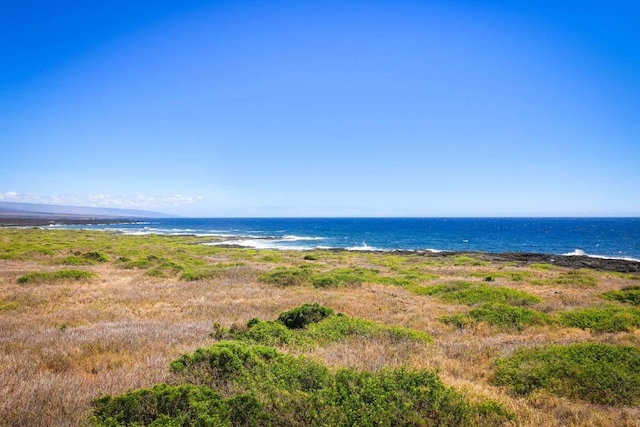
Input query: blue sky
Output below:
<box><xmin>1</xmin><ymin>0</ymin><xmax>638</xmax><ymax>217</ymax></box>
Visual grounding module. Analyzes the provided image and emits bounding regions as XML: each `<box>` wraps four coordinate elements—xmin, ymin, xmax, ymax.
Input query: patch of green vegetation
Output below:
<box><xmin>607</xmin><ymin>272</ymin><xmax>640</xmax><ymax>281</ymax></box>
<box><xmin>58</xmin><ymin>255</ymin><xmax>93</xmax><ymax>266</ymax></box>
<box><xmin>17</xmin><ymin>269</ymin><xmax>95</xmax><ymax>284</ymax></box>
<box><xmin>93</xmin><ymin>341</ymin><xmax>512</xmax><ymax>426</ymax></box>
<box><xmin>493</xmin><ymin>343</ymin><xmax>640</xmax><ymax>405</ymax></box>
<box><xmin>303</xmin><ymin>253</ymin><xmax>319</xmax><ymax>261</ymax></box>
<box><xmin>397</xmin><ymin>268</ymin><xmax>439</xmax><ymax>283</ymax></box>
<box><xmin>413</xmin><ymin>281</ymin><xmax>541</xmax><ymax>306</ymax></box>
<box><xmin>259</xmin><ymin>252</ymin><xmax>282</xmax><ymax>263</ymax></box>
<box><xmin>277</xmin><ymin>303</ymin><xmax>334</xmax><ymax>329</ymax></box>
<box><xmin>440</xmin><ymin>303</ymin><xmax>552</xmax><ymax>331</ymax></box>
<box><xmin>469</xmin><ymin>271</ymin><xmax>530</xmax><ymax>282</ymax></box>
<box><xmin>258</xmin><ymin>266</ymin><xmax>313</xmax><ymax>287</ymax></box>
<box><xmin>215</xmin><ymin>304</ymin><xmax>432</xmax><ymax>349</ymax></box>
<box><xmin>602</xmin><ymin>286</ymin><xmax>640</xmax><ymax>306</ymax></box>
<box><xmin>556</xmin><ymin>306</ymin><xmax>640</xmax><ymax>333</ymax></box>
<box><xmin>532</xmin><ymin>270</ymin><xmax>598</xmax><ymax>287</ymax></box>
<box><xmin>0</xmin><ymin>300</ymin><xmax>23</xmax><ymax>311</ymax></box>
<box><xmin>453</xmin><ymin>255</ymin><xmax>488</xmax><ymax>266</ymax></box>
<box><xmin>82</xmin><ymin>251</ymin><xmax>109</xmax><ymax>262</ymax></box>
<box><xmin>529</xmin><ymin>263</ymin><xmax>555</xmax><ymax>270</ymax></box>
<box><xmin>258</xmin><ymin>265</ymin><xmax>412</xmax><ymax>288</ymax></box>
<box><xmin>311</xmin><ymin>267</ymin><xmax>383</xmax><ymax>288</ymax></box>
<box><xmin>92</xmin><ymin>383</ymin><xmax>267</xmax><ymax>427</ymax></box>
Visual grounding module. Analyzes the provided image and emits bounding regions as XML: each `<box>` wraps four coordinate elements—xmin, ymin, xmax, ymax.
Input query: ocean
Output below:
<box><xmin>51</xmin><ymin>217</ymin><xmax>640</xmax><ymax>262</ymax></box>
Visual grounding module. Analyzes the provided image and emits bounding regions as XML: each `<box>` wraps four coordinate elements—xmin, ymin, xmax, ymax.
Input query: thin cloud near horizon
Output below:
<box><xmin>0</xmin><ymin>192</ymin><xmax>204</xmax><ymax>210</ymax></box>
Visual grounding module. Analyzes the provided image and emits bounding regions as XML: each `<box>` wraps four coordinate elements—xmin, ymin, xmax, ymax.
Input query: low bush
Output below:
<box><xmin>59</xmin><ymin>255</ymin><xmax>93</xmax><ymax>266</ymax></box>
<box><xmin>82</xmin><ymin>251</ymin><xmax>109</xmax><ymax>262</ymax></box>
<box><xmin>277</xmin><ymin>303</ymin><xmax>334</xmax><ymax>329</ymax></box>
<box><xmin>493</xmin><ymin>343</ymin><xmax>640</xmax><ymax>405</ymax></box>
<box><xmin>17</xmin><ymin>269</ymin><xmax>95</xmax><ymax>284</ymax></box>
<box><xmin>414</xmin><ymin>281</ymin><xmax>540</xmax><ymax>306</ymax></box>
<box><xmin>216</xmin><ymin>304</ymin><xmax>432</xmax><ymax>349</ymax></box>
<box><xmin>258</xmin><ymin>266</ymin><xmax>312</xmax><ymax>287</ymax></box>
<box><xmin>440</xmin><ymin>303</ymin><xmax>551</xmax><ymax>331</ymax></box>
<box><xmin>602</xmin><ymin>286</ymin><xmax>640</xmax><ymax>306</ymax></box>
<box><xmin>556</xmin><ymin>306</ymin><xmax>640</xmax><ymax>333</ymax></box>
<box><xmin>93</xmin><ymin>341</ymin><xmax>512</xmax><ymax>426</ymax></box>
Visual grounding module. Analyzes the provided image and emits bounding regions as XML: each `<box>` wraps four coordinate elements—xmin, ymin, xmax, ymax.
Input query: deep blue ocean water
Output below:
<box><xmin>52</xmin><ymin>217</ymin><xmax>640</xmax><ymax>261</ymax></box>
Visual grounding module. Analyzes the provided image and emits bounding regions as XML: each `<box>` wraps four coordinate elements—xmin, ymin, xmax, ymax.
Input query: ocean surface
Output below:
<box><xmin>52</xmin><ymin>217</ymin><xmax>640</xmax><ymax>261</ymax></box>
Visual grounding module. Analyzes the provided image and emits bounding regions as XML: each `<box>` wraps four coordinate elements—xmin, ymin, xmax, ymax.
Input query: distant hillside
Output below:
<box><xmin>0</xmin><ymin>201</ymin><xmax>175</xmax><ymax>219</ymax></box>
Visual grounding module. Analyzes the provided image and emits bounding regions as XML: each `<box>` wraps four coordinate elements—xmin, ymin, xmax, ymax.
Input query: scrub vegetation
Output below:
<box><xmin>1</xmin><ymin>228</ymin><xmax>639</xmax><ymax>427</ymax></box>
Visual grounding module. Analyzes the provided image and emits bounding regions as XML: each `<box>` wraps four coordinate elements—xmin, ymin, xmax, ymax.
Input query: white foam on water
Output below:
<box><xmin>346</xmin><ymin>242</ymin><xmax>381</xmax><ymax>251</ymax></box>
<box><xmin>563</xmin><ymin>249</ymin><xmax>640</xmax><ymax>263</ymax></box>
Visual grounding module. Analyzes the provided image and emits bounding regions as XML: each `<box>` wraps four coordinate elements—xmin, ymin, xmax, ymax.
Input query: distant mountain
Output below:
<box><xmin>0</xmin><ymin>201</ymin><xmax>176</xmax><ymax>219</ymax></box>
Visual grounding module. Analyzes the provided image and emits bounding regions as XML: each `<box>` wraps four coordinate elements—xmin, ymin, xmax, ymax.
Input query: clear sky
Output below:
<box><xmin>1</xmin><ymin>0</ymin><xmax>639</xmax><ymax>217</ymax></box>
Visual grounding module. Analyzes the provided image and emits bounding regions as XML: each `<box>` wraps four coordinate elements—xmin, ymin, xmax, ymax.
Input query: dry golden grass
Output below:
<box><xmin>1</xmin><ymin>231</ymin><xmax>639</xmax><ymax>426</ymax></box>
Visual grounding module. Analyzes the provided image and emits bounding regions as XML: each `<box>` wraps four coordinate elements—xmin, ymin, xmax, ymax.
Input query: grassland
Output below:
<box><xmin>1</xmin><ymin>228</ymin><xmax>639</xmax><ymax>426</ymax></box>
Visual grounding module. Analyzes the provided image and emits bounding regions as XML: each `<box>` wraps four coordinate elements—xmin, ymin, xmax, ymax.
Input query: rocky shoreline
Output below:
<box><xmin>2</xmin><ymin>216</ymin><xmax>638</xmax><ymax>274</ymax></box>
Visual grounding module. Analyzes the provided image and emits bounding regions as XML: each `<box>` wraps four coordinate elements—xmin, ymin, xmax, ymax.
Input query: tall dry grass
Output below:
<box><xmin>1</xmin><ymin>244</ymin><xmax>639</xmax><ymax>426</ymax></box>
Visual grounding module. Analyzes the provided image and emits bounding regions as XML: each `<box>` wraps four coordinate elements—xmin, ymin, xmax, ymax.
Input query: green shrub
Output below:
<box><xmin>440</xmin><ymin>303</ymin><xmax>551</xmax><ymax>331</ymax></box>
<box><xmin>94</xmin><ymin>341</ymin><xmax>512</xmax><ymax>427</ymax></box>
<box><xmin>258</xmin><ymin>266</ymin><xmax>312</xmax><ymax>287</ymax></box>
<box><xmin>0</xmin><ymin>300</ymin><xmax>22</xmax><ymax>311</ymax></box>
<box><xmin>59</xmin><ymin>255</ymin><xmax>93</xmax><ymax>266</ymax></box>
<box><xmin>303</xmin><ymin>254</ymin><xmax>319</xmax><ymax>260</ymax></box>
<box><xmin>215</xmin><ymin>305</ymin><xmax>432</xmax><ymax>349</ymax></box>
<box><xmin>602</xmin><ymin>286</ymin><xmax>640</xmax><ymax>306</ymax></box>
<box><xmin>493</xmin><ymin>343</ymin><xmax>640</xmax><ymax>405</ymax></box>
<box><xmin>91</xmin><ymin>384</ymin><xmax>262</xmax><ymax>426</ymax></box>
<box><xmin>277</xmin><ymin>303</ymin><xmax>334</xmax><ymax>329</ymax></box>
<box><xmin>82</xmin><ymin>251</ymin><xmax>109</xmax><ymax>262</ymax></box>
<box><xmin>17</xmin><ymin>269</ymin><xmax>95</xmax><ymax>284</ymax></box>
<box><xmin>556</xmin><ymin>306</ymin><xmax>640</xmax><ymax>333</ymax></box>
<box><xmin>414</xmin><ymin>281</ymin><xmax>540</xmax><ymax>306</ymax></box>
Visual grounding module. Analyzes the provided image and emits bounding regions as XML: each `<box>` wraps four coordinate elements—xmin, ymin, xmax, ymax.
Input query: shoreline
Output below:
<box><xmin>0</xmin><ymin>216</ymin><xmax>140</xmax><ymax>227</ymax></box>
<box><xmin>2</xmin><ymin>216</ymin><xmax>638</xmax><ymax>273</ymax></box>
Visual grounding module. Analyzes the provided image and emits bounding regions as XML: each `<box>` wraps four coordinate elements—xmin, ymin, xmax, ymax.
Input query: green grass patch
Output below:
<box><xmin>0</xmin><ymin>300</ymin><xmax>23</xmax><ymax>311</ymax></box>
<box><xmin>556</xmin><ymin>306</ymin><xmax>640</xmax><ymax>333</ymax></box>
<box><xmin>602</xmin><ymin>286</ymin><xmax>640</xmax><ymax>306</ymax></box>
<box><xmin>259</xmin><ymin>265</ymin><xmax>413</xmax><ymax>288</ymax></box>
<box><xmin>17</xmin><ymin>269</ymin><xmax>95</xmax><ymax>284</ymax></box>
<box><xmin>453</xmin><ymin>255</ymin><xmax>488</xmax><ymax>266</ymax></box>
<box><xmin>532</xmin><ymin>270</ymin><xmax>598</xmax><ymax>287</ymax></box>
<box><xmin>413</xmin><ymin>281</ymin><xmax>541</xmax><ymax>306</ymax></box>
<box><xmin>258</xmin><ymin>266</ymin><xmax>313</xmax><ymax>287</ymax></box>
<box><xmin>469</xmin><ymin>271</ymin><xmax>530</xmax><ymax>282</ymax></box>
<box><xmin>440</xmin><ymin>303</ymin><xmax>552</xmax><ymax>331</ymax></box>
<box><xmin>529</xmin><ymin>263</ymin><xmax>555</xmax><ymax>270</ymax></box>
<box><xmin>58</xmin><ymin>255</ymin><xmax>93</xmax><ymax>266</ymax></box>
<box><xmin>92</xmin><ymin>341</ymin><xmax>512</xmax><ymax>426</ymax></box>
<box><xmin>493</xmin><ymin>343</ymin><xmax>640</xmax><ymax>405</ymax></box>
